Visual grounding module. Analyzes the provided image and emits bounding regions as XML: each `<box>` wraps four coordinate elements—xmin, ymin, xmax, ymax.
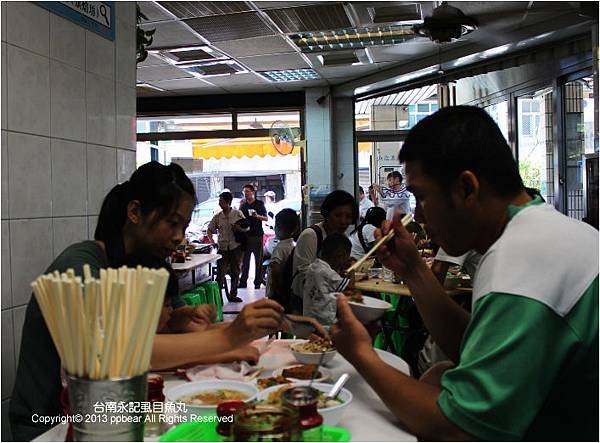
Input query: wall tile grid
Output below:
<box><xmin>0</xmin><ymin>3</ymin><xmax>137</xmax><ymax>439</ymax></box>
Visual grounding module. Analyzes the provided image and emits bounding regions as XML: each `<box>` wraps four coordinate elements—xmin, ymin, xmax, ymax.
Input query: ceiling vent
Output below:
<box><xmin>369</xmin><ymin>4</ymin><xmax>422</xmax><ymax>24</ymax></box>
<box><xmin>157</xmin><ymin>1</ymin><xmax>252</xmax><ymax>19</ymax></box>
<box><xmin>180</xmin><ymin>60</ymin><xmax>247</xmax><ymax>77</ymax></box>
<box><xmin>265</xmin><ymin>3</ymin><xmax>352</xmax><ymax>34</ymax></box>
<box><xmin>318</xmin><ymin>51</ymin><xmax>360</xmax><ymax>66</ymax></box>
<box><xmin>151</xmin><ymin>46</ymin><xmax>226</xmax><ymax>65</ymax></box>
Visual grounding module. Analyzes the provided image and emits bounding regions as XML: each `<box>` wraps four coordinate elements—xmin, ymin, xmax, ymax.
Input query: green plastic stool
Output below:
<box><xmin>181</xmin><ymin>290</ymin><xmax>201</xmax><ymax>306</ymax></box>
<box><xmin>200</xmin><ymin>281</ymin><xmax>223</xmax><ymax>322</ymax></box>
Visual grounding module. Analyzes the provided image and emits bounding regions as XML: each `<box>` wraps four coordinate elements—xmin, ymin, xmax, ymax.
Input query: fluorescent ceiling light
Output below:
<box><xmin>259</xmin><ymin>69</ymin><xmax>321</xmax><ymax>82</ymax></box>
<box><xmin>291</xmin><ymin>25</ymin><xmax>415</xmax><ymax>53</ymax></box>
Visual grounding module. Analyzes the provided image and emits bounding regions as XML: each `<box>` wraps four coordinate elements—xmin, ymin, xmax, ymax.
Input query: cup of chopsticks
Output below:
<box><xmin>31</xmin><ymin>265</ymin><xmax>169</xmax><ymax>441</ymax></box>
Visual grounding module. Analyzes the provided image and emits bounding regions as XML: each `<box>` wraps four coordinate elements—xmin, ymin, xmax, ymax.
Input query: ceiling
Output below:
<box><xmin>136</xmin><ymin>1</ymin><xmax>596</xmax><ymax>98</ymax></box>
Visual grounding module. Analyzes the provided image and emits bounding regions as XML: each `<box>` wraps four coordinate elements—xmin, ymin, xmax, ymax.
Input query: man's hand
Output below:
<box><xmin>283</xmin><ymin>315</ymin><xmax>330</xmax><ymax>339</ymax></box>
<box><xmin>190</xmin><ymin>304</ymin><xmax>217</xmax><ymax>325</ymax></box>
<box><xmin>375</xmin><ymin>214</ymin><xmax>422</xmax><ymax>278</ymax></box>
<box><xmin>330</xmin><ymin>295</ymin><xmax>376</xmax><ymax>364</ymax></box>
<box><xmin>227</xmin><ymin>299</ymin><xmax>284</xmax><ymax>344</ymax></box>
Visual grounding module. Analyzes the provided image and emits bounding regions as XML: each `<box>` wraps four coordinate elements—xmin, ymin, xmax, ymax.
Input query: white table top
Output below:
<box><xmin>165</xmin><ymin>339</ymin><xmax>416</xmax><ymax>442</ymax></box>
<box><xmin>33</xmin><ymin>340</ymin><xmax>416</xmax><ymax>442</ymax></box>
<box><xmin>171</xmin><ymin>253</ymin><xmax>221</xmax><ymax>272</ymax></box>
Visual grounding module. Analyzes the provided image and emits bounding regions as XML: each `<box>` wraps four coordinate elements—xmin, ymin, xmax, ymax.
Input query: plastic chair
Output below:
<box><xmin>373</xmin><ymin>292</ymin><xmax>410</xmax><ymax>357</ymax></box>
<box><xmin>200</xmin><ymin>281</ymin><xmax>224</xmax><ymax>322</ymax></box>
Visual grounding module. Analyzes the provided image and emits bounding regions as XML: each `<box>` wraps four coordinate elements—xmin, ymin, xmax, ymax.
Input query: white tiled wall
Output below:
<box><xmin>332</xmin><ymin>96</ymin><xmax>356</xmax><ymax>193</ymax></box>
<box><xmin>0</xmin><ymin>3</ymin><xmax>137</xmax><ymax>439</ymax></box>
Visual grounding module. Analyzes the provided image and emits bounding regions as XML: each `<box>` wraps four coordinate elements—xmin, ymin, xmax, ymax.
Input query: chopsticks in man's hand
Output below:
<box><xmin>345</xmin><ymin>214</ymin><xmax>413</xmax><ymax>274</ymax></box>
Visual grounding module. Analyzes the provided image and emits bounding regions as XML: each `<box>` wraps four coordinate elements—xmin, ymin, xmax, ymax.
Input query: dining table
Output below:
<box><xmin>171</xmin><ymin>253</ymin><xmax>221</xmax><ymax>285</ymax></box>
<box><xmin>33</xmin><ymin>339</ymin><xmax>417</xmax><ymax>442</ymax></box>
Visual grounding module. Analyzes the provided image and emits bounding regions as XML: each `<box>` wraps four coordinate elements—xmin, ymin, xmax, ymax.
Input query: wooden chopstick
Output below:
<box><xmin>346</xmin><ymin>214</ymin><xmax>413</xmax><ymax>274</ymax></box>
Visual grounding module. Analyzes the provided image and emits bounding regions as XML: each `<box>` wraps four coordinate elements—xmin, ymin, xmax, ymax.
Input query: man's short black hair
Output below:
<box><xmin>275</xmin><ymin>208</ymin><xmax>299</xmax><ymax>230</ymax></box>
<box><xmin>359</xmin><ymin>186</ymin><xmax>365</xmax><ymax>195</ymax></box>
<box><xmin>400</xmin><ymin>106</ymin><xmax>524</xmax><ymax>197</ymax></box>
<box><xmin>320</xmin><ymin>233</ymin><xmax>351</xmax><ymax>259</ymax></box>
<box><xmin>387</xmin><ymin>170</ymin><xmax>402</xmax><ymax>182</ymax></box>
<box><xmin>219</xmin><ymin>191</ymin><xmax>233</xmax><ymax>204</ymax></box>
<box><xmin>243</xmin><ymin>184</ymin><xmax>256</xmax><ymax>192</ymax></box>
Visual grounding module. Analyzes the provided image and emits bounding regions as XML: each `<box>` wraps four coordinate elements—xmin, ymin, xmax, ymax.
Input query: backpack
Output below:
<box><xmin>278</xmin><ymin>225</ymin><xmax>323</xmax><ymax>311</ymax></box>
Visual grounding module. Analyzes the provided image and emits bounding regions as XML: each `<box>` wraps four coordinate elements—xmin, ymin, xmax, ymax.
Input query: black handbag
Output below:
<box><xmin>233</xmin><ymin>219</ymin><xmax>250</xmax><ymax>247</ymax></box>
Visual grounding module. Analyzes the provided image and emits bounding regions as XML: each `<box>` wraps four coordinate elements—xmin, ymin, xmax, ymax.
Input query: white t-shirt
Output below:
<box><xmin>378</xmin><ymin>186</ymin><xmax>412</xmax><ymax>219</ymax></box>
<box><xmin>266</xmin><ymin>238</ymin><xmax>295</xmax><ymax>299</ymax></box>
<box><xmin>291</xmin><ymin>222</ymin><xmax>327</xmax><ymax>297</ymax></box>
<box><xmin>435</xmin><ymin>248</ymin><xmax>482</xmax><ymax>279</ymax></box>
<box><xmin>359</xmin><ymin>196</ymin><xmax>374</xmax><ymax>220</ymax></box>
<box><xmin>349</xmin><ymin>224</ymin><xmax>377</xmax><ymax>259</ymax></box>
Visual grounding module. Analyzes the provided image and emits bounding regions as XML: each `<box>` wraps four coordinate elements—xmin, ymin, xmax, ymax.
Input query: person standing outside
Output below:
<box><xmin>239</xmin><ymin>184</ymin><xmax>268</xmax><ymax>289</ymax></box>
<box><xmin>370</xmin><ymin>170</ymin><xmax>412</xmax><ymax>219</ymax></box>
<box><xmin>207</xmin><ymin>192</ymin><xmax>246</xmax><ymax>303</ymax></box>
<box><xmin>264</xmin><ymin>190</ymin><xmax>278</xmax><ymax>230</ymax></box>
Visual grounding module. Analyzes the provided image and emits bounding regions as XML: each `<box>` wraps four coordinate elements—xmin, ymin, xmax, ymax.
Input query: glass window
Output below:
<box><xmin>563</xmin><ymin>76</ymin><xmax>595</xmax><ymax>220</ymax></box>
<box><xmin>484</xmin><ymin>100</ymin><xmax>509</xmax><ymax>143</ymax></box>
<box><xmin>516</xmin><ymin>89</ymin><xmax>554</xmax><ymax>205</ymax></box>
<box><xmin>137</xmin><ymin>114</ymin><xmax>233</xmax><ymax>133</ymax></box>
<box><xmin>355</xmin><ymin>85</ymin><xmax>439</xmax><ymax>131</ymax></box>
<box><xmin>237</xmin><ymin>111</ymin><xmax>301</xmax><ymax>130</ymax></box>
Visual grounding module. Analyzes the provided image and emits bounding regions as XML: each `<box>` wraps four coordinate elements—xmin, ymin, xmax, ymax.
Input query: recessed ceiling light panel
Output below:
<box><xmin>258</xmin><ymin>69</ymin><xmax>321</xmax><ymax>82</ymax></box>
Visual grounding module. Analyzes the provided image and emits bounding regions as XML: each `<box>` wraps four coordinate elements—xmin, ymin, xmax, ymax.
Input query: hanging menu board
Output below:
<box><xmin>36</xmin><ymin>1</ymin><xmax>115</xmax><ymax>41</ymax></box>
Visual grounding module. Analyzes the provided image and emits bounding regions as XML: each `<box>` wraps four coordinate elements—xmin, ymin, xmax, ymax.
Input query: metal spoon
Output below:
<box><xmin>325</xmin><ymin>373</ymin><xmax>350</xmax><ymax>402</ymax></box>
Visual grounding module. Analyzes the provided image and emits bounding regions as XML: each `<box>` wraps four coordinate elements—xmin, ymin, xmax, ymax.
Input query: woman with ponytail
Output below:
<box><xmin>10</xmin><ymin>162</ymin><xmax>285</xmax><ymax>441</ymax></box>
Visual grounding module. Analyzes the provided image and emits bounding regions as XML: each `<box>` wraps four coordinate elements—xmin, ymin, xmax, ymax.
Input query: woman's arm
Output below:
<box><xmin>151</xmin><ymin>299</ymin><xmax>284</xmax><ymax>369</ymax></box>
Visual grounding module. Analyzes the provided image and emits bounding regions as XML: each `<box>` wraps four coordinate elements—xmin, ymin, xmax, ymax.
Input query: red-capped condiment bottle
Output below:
<box><xmin>281</xmin><ymin>386</ymin><xmax>323</xmax><ymax>442</ymax></box>
<box><xmin>145</xmin><ymin>374</ymin><xmax>165</xmax><ymax>437</ymax></box>
<box><xmin>216</xmin><ymin>400</ymin><xmax>246</xmax><ymax>440</ymax></box>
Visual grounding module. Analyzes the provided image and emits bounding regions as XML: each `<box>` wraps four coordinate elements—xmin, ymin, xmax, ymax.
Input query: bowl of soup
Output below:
<box><xmin>257</xmin><ymin>382</ymin><xmax>352</xmax><ymax>426</ymax></box>
<box><xmin>165</xmin><ymin>380</ymin><xmax>258</xmax><ymax>418</ymax></box>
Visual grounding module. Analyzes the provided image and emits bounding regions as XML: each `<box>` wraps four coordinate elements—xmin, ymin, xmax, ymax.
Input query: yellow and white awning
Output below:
<box><xmin>192</xmin><ymin>137</ymin><xmax>298</xmax><ymax>160</ymax></box>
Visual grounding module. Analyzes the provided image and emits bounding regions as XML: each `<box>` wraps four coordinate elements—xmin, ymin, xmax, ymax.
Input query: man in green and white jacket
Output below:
<box><xmin>330</xmin><ymin>106</ymin><xmax>598</xmax><ymax>441</ymax></box>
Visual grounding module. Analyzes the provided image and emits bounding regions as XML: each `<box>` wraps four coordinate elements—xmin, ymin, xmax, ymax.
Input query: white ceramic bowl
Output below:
<box><xmin>257</xmin><ymin>382</ymin><xmax>352</xmax><ymax>426</ymax></box>
<box><xmin>289</xmin><ymin>342</ymin><xmax>337</xmax><ymax>365</ymax></box>
<box><xmin>165</xmin><ymin>379</ymin><xmax>258</xmax><ymax>418</ymax></box>
<box><xmin>348</xmin><ymin>295</ymin><xmax>392</xmax><ymax>323</ymax></box>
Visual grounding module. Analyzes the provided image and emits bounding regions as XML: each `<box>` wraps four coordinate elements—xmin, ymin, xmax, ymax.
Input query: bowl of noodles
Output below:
<box><xmin>289</xmin><ymin>339</ymin><xmax>337</xmax><ymax>365</ymax></box>
<box><xmin>165</xmin><ymin>380</ymin><xmax>258</xmax><ymax>418</ymax></box>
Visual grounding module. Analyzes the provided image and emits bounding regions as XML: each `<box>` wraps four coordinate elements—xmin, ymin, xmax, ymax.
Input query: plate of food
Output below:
<box><xmin>272</xmin><ymin>364</ymin><xmax>332</xmax><ymax>383</ymax></box>
<box><xmin>289</xmin><ymin>338</ymin><xmax>337</xmax><ymax>365</ymax></box>
<box><xmin>256</xmin><ymin>382</ymin><xmax>352</xmax><ymax>426</ymax></box>
<box><xmin>256</xmin><ymin>375</ymin><xmax>291</xmax><ymax>390</ymax></box>
<box><xmin>347</xmin><ymin>293</ymin><xmax>392</xmax><ymax>323</ymax></box>
<box><xmin>165</xmin><ymin>380</ymin><xmax>258</xmax><ymax>418</ymax></box>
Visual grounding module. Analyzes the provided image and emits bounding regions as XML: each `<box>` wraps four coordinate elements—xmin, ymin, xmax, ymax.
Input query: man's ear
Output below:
<box><xmin>456</xmin><ymin>171</ymin><xmax>479</xmax><ymax>207</ymax></box>
<box><xmin>126</xmin><ymin>200</ymin><xmax>142</xmax><ymax>224</ymax></box>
